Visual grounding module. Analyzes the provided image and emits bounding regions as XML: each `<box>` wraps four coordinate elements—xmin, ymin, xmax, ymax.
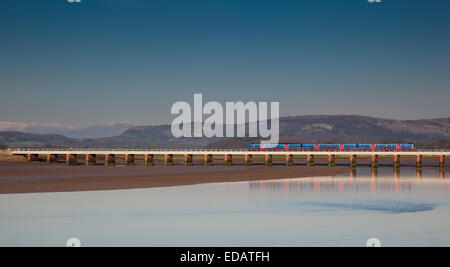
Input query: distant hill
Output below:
<box><xmin>0</xmin><ymin>121</ymin><xmax>134</xmax><ymax>138</ymax></box>
<box><xmin>0</xmin><ymin>115</ymin><xmax>449</xmax><ymax>149</ymax></box>
<box><xmin>277</xmin><ymin>115</ymin><xmax>449</xmax><ymax>143</ymax></box>
<box><xmin>0</xmin><ymin>131</ymin><xmax>75</xmax><ymax>149</ymax></box>
<box><xmin>61</xmin><ymin>122</ymin><xmax>134</xmax><ymax>138</ymax></box>
<box><xmin>206</xmin><ymin>115</ymin><xmax>450</xmax><ymax>149</ymax></box>
<box><xmin>117</xmin><ymin>115</ymin><xmax>450</xmax><ymax>145</ymax></box>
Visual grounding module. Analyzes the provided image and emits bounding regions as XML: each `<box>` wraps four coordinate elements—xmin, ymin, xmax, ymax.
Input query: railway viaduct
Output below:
<box><xmin>12</xmin><ymin>149</ymin><xmax>449</xmax><ymax>169</ymax></box>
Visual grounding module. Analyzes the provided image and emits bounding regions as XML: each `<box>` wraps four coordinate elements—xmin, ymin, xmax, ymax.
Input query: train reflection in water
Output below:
<box><xmin>249</xmin><ymin>168</ymin><xmax>447</xmax><ymax>195</ymax></box>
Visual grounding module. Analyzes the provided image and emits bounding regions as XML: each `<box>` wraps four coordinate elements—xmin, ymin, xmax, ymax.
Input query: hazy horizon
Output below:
<box><xmin>1</xmin><ymin>113</ymin><xmax>450</xmax><ymax>132</ymax></box>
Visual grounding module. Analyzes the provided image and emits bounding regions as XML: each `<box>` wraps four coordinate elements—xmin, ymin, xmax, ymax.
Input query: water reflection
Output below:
<box><xmin>371</xmin><ymin>168</ymin><xmax>378</xmax><ymax>178</ymax></box>
<box><xmin>249</xmin><ymin>167</ymin><xmax>449</xmax><ymax>217</ymax></box>
<box><xmin>0</xmin><ymin>166</ymin><xmax>449</xmax><ymax>246</ymax></box>
<box><xmin>393</xmin><ymin>168</ymin><xmax>400</xmax><ymax>179</ymax></box>
<box><xmin>416</xmin><ymin>169</ymin><xmax>422</xmax><ymax>179</ymax></box>
<box><xmin>250</xmin><ymin>167</ymin><xmax>448</xmax><ymax>195</ymax></box>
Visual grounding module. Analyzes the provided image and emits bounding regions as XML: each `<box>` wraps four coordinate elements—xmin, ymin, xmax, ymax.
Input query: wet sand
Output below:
<box><xmin>0</xmin><ymin>164</ymin><xmax>347</xmax><ymax>194</ymax></box>
<box><xmin>0</xmin><ymin>150</ymin><xmax>445</xmax><ymax>194</ymax></box>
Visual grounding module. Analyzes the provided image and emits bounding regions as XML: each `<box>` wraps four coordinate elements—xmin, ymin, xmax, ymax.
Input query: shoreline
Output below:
<box><xmin>0</xmin><ymin>164</ymin><xmax>347</xmax><ymax>194</ymax></box>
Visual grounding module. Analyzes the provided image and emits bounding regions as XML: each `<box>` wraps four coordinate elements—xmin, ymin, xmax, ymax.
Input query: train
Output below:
<box><xmin>248</xmin><ymin>143</ymin><xmax>414</xmax><ymax>151</ymax></box>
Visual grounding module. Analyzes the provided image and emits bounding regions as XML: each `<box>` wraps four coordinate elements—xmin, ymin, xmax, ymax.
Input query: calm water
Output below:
<box><xmin>0</xmin><ymin>167</ymin><xmax>449</xmax><ymax>247</ymax></box>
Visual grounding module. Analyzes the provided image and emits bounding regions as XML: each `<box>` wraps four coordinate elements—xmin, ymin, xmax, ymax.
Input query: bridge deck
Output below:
<box><xmin>11</xmin><ymin>149</ymin><xmax>450</xmax><ymax>156</ymax></box>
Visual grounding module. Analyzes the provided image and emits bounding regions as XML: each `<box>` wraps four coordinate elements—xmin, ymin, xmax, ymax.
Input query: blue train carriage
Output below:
<box><xmin>373</xmin><ymin>144</ymin><xmax>397</xmax><ymax>151</ymax></box>
<box><xmin>318</xmin><ymin>144</ymin><xmax>340</xmax><ymax>150</ymax></box>
<box><xmin>288</xmin><ymin>144</ymin><xmax>302</xmax><ymax>151</ymax></box>
<box><xmin>277</xmin><ymin>144</ymin><xmax>299</xmax><ymax>150</ymax></box>
<box><xmin>275</xmin><ymin>144</ymin><xmax>287</xmax><ymax>150</ymax></box>
<box><xmin>249</xmin><ymin>143</ymin><xmax>299</xmax><ymax>151</ymax></box>
<box><xmin>302</xmin><ymin>144</ymin><xmax>316</xmax><ymax>151</ymax></box>
<box><xmin>249</xmin><ymin>143</ymin><xmax>414</xmax><ymax>151</ymax></box>
<box><xmin>273</xmin><ymin>144</ymin><xmax>282</xmax><ymax>151</ymax></box>
<box><xmin>399</xmin><ymin>144</ymin><xmax>414</xmax><ymax>151</ymax></box>
<box><xmin>249</xmin><ymin>144</ymin><xmax>261</xmax><ymax>151</ymax></box>
<box><xmin>357</xmin><ymin>144</ymin><xmax>373</xmax><ymax>150</ymax></box>
<box><xmin>342</xmin><ymin>144</ymin><xmax>357</xmax><ymax>151</ymax></box>
<box><xmin>260</xmin><ymin>144</ymin><xmax>282</xmax><ymax>151</ymax></box>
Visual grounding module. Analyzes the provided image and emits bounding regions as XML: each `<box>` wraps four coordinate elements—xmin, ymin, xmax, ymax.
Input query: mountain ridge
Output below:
<box><xmin>0</xmin><ymin>121</ymin><xmax>134</xmax><ymax>139</ymax></box>
<box><xmin>0</xmin><ymin>115</ymin><xmax>449</xmax><ymax>149</ymax></box>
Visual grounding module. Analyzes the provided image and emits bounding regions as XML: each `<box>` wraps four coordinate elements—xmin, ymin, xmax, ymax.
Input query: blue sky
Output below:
<box><xmin>1</xmin><ymin>0</ymin><xmax>449</xmax><ymax>126</ymax></box>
